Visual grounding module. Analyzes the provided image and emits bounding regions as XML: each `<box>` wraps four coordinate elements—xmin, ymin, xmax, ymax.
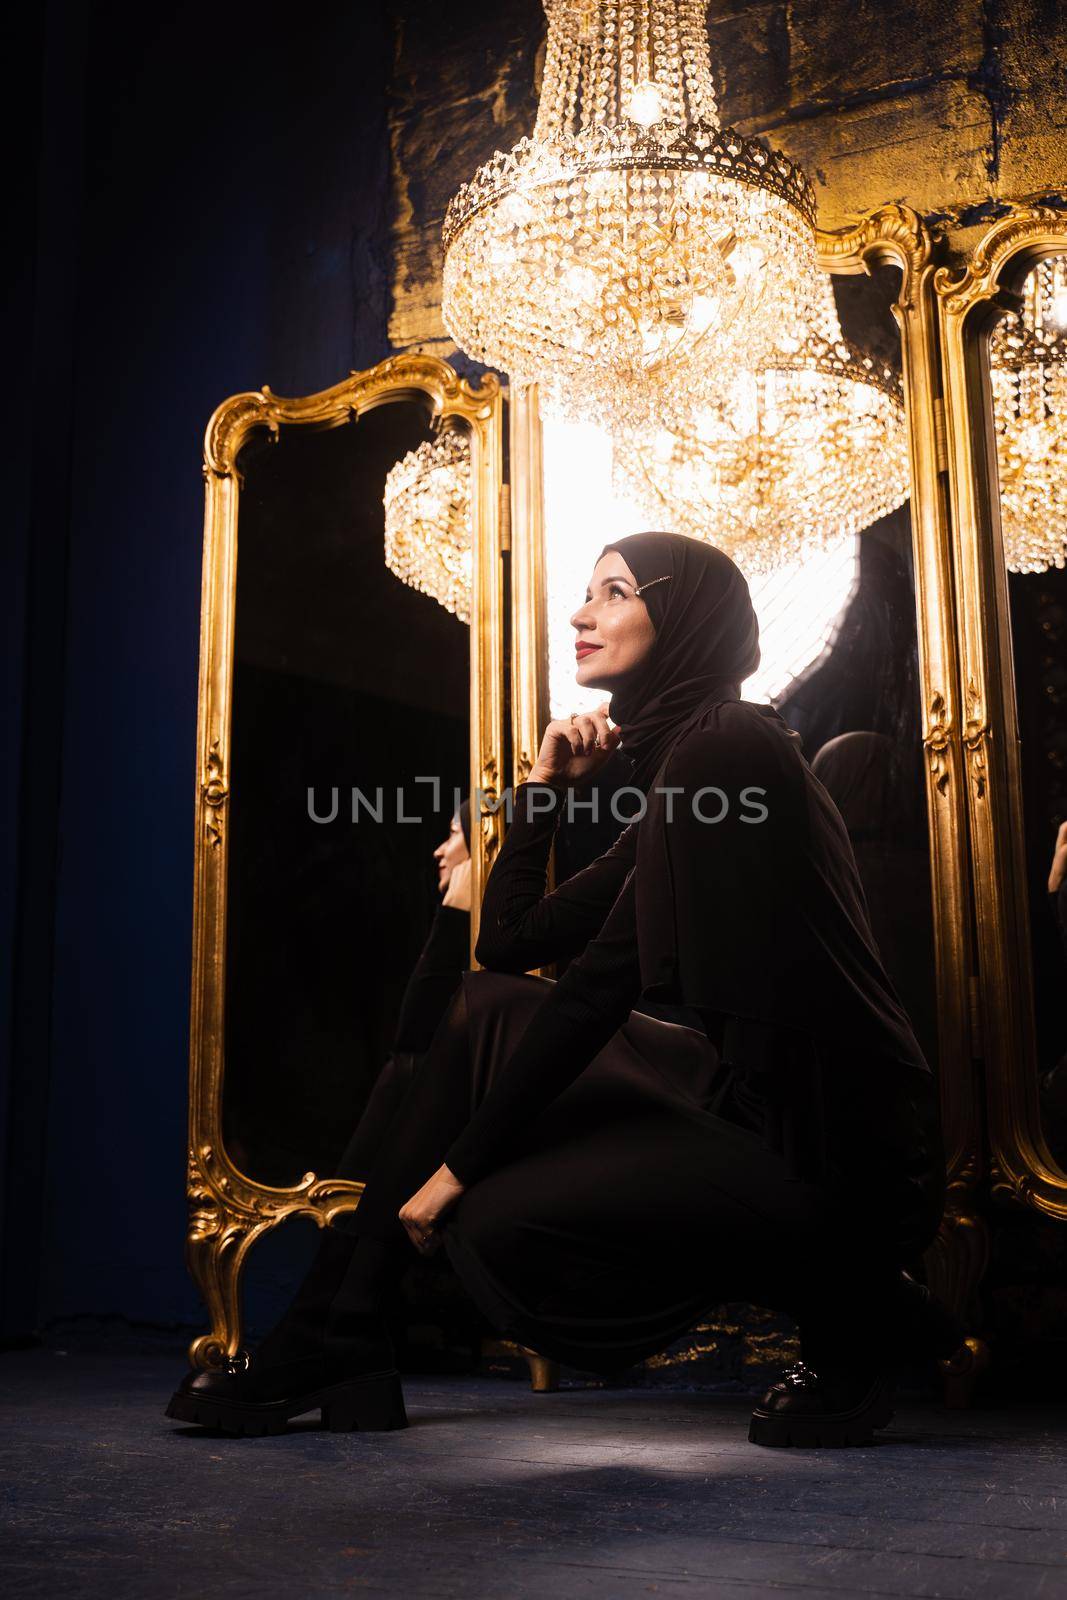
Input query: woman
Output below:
<box><xmin>169</xmin><ymin>533</ymin><xmax>957</xmax><ymax>1447</ymax></box>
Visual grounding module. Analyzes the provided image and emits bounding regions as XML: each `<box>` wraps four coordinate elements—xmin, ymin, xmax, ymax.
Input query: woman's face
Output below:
<box><xmin>433</xmin><ymin>814</ymin><xmax>469</xmax><ymax>892</ymax></box>
<box><xmin>569</xmin><ymin>552</ymin><xmax>656</xmax><ymax>694</ymax></box>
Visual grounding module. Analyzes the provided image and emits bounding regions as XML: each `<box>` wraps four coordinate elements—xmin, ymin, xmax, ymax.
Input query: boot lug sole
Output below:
<box><xmin>749</xmin><ymin>1391</ymin><xmax>894</xmax><ymax>1448</ymax></box>
<box><xmin>165</xmin><ymin>1371</ymin><xmax>408</xmax><ymax>1436</ymax></box>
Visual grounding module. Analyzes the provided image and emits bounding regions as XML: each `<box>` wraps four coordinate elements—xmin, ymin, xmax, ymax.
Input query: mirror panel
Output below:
<box><xmin>935</xmin><ymin>206</ymin><xmax>1067</xmax><ymax>1224</ymax></box>
<box><xmin>987</xmin><ymin>254</ymin><xmax>1067</xmax><ymax>1172</ymax></box>
<box><xmin>223</xmin><ymin>401</ymin><xmax>470</xmax><ymax>1187</ymax></box>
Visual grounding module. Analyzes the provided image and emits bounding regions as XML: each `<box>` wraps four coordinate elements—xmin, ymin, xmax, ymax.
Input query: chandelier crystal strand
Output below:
<box><xmin>383</xmin><ymin>428</ymin><xmax>473</xmax><ymax>623</ymax></box>
<box><xmin>612</xmin><ymin>271</ymin><xmax>911</xmax><ymax>577</ymax></box>
<box><xmin>990</xmin><ymin>255</ymin><xmax>1067</xmax><ymax>574</ymax></box>
<box><xmin>442</xmin><ymin>0</ymin><xmax>820</xmax><ymax>430</ymax></box>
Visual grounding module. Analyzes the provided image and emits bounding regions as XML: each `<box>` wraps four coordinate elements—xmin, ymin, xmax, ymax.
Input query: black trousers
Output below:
<box><xmin>337</xmin><ymin>971</ymin><xmax>943</xmax><ymax>1375</ymax></box>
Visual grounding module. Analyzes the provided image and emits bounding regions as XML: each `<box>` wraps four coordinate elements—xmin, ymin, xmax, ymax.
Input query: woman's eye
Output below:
<box><xmin>609</xmin><ymin>584</ymin><xmax>626</xmax><ymax>599</ymax></box>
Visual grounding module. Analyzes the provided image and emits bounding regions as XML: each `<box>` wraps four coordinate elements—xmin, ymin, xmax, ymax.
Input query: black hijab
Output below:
<box><xmin>457</xmin><ymin>798</ymin><xmax>472</xmax><ymax>851</ymax></box>
<box><xmin>605</xmin><ymin>534</ymin><xmax>930</xmax><ymax>1075</ymax></box>
<box><xmin>602</xmin><ymin>532</ymin><xmax>762</xmax><ymax>789</ymax></box>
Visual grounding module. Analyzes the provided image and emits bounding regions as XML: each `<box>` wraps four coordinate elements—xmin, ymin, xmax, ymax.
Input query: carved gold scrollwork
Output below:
<box><xmin>924</xmin><ymin>690</ymin><xmax>952</xmax><ymax>797</ymax></box>
<box><xmin>201</xmin><ymin>737</ymin><xmax>228</xmax><ymax>848</ymax></box>
<box><xmin>933</xmin><ymin>203</ymin><xmax>1067</xmax><ymax>315</ymax></box>
<box><xmin>962</xmin><ymin>679</ymin><xmax>989</xmax><ymax>801</ymax></box>
<box><xmin>185</xmin><ymin>1142</ymin><xmax>368</xmax><ymax>1367</ymax></box>
<box><xmin>925</xmin><ymin>1205</ymin><xmax>990</xmax><ymax>1323</ymax></box>
<box><xmin>989</xmin><ymin>1157</ymin><xmax>1030</xmax><ymax>1206</ymax></box>
<box><xmin>815</xmin><ymin>202</ymin><xmax>931</xmax><ymax>309</ymax></box>
<box><xmin>479</xmin><ymin>757</ymin><xmax>503</xmax><ymax>869</ymax></box>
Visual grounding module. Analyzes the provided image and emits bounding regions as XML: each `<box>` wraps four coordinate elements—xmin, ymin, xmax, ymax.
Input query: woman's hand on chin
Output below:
<box><xmin>399</xmin><ymin>1164</ymin><xmax>467</xmax><ymax>1255</ymax></box>
<box><xmin>528</xmin><ymin>702</ymin><xmax>620</xmax><ymax>788</ymax></box>
<box><xmin>1050</xmin><ymin>819</ymin><xmax>1067</xmax><ymax>894</ymax></box>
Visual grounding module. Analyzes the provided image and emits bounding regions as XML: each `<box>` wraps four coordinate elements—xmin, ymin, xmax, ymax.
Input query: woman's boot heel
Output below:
<box><xmin>322</xmin><ymin>1371</ymin><xmax>408</xmax><ymax>1432</ymax></box>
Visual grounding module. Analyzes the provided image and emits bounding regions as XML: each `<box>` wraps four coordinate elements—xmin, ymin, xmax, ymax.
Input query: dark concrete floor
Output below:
<box><xmin>2</xmin><ymin>1350</ymin><xmax>1066</xmax><ymax>1599</ymax></box>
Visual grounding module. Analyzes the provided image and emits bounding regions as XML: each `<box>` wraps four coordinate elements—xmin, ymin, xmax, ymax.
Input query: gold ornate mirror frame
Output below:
<box><xmin>186</xmin><ymin>353</ymin><xmax>504</xmax><ymax>1368</ymax></box>
<box><xmin>936</xmin><ymin>203</ymin><xmax>1067</xmax><ymax>1223</ymax></box>
<box><xmin>508</xmin><ymin>206</ymin><xmax>984</xmax><ymax>1318</ymax></box>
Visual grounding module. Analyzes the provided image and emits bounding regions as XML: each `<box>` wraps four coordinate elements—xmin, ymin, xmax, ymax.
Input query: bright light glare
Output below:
<box><xmin>542</xmin><ymin>416</ymin><xmax>860</xmax><ymax>718</ymax></box>
<box><xmin>543</xmin><ymin>414</ymin><xmax>646</xmax><ymax>718</ymax></box>
<box><xmin>624</xmin><ymin>79</ymin><xmax>665</xmax><ymax>127</ymax></box>
<box><xmin>745</xmin><ymin>535</ymin><xmax>860</xmax><ymax>703</ymax></box>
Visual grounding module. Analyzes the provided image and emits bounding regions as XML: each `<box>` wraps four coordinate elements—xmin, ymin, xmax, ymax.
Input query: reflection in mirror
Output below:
<box><xmin>223</xmin><ymin>401</ymin><xmax>471</xmax><ymax>1188</ymax></box>
<box><xmin>542</xmin><ymin>263</ymin><xmax>941</xmax><ymax>1069</ymax></box>
<box><xmin>989</xmin><ymin>255</ymin><xmax>1067</xmax><ymax>1168</ymax></box>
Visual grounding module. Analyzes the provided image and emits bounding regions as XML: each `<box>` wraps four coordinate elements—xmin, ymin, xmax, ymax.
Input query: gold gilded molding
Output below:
<box><xmin>816</xmin><ymin>203</ymin><xmax>931</xmax><ymax>309</ymax></box>
<box><xmin>508</xmin><ymin>383</ymin><xmax>549</xmax><ymax>791</ymax></box>
<box><xmin>185</xmin><ymin>1146</ymin><xmax>366</xmax><ymax>1370</ymax></box>
<box><xmin>925</xmin><ymin>1205</ymin><xmax>990</xmax><ymax>1324</ymax></box>
<box><xmin>933</xmin><ymin>204</ymin><xmax>1067</xmax><ymax>316</ymax></box>
<box><xmin>924</xmin><ymin>690</ymin><xmax>952</xmax><ymax>798</ymax></box>
<box><xmin>934</xmin><ymin>202</ymin><xmax>1067</xmax><ymax>1222</ymax></box>
<box><xmin>187</xmin><ymin>353</ymin><xmax>506</xmax><ymax>1365</ymax></box>
<box><xmin>962</xmin><ymin>679</ymin><xmax>990</xmax><ymax>802</ymax></box>
<box><xmin>201</xmin><ymin>737</ymin><xmax>228</xmax><ymax>849</ymax></box>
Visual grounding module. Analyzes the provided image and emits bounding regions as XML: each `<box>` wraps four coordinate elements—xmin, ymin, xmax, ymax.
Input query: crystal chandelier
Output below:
<box><xmin>442</xmin><ymin>0</ymin><xmax>820</xmax><ymax>430</ymax></box>
<box><xmin>612</xmin><ymin>271</ymin><xmax>910</xmax><ymax>576</ymax></box>
<box><xmin>383</xmin><ymin>426</ymin><xmax>472</xmax><ymax>623</ymax></box>
<box><xmin>990</xmin><ymin>255</ymin><xmax>1067</xmax><ymax>574</ymax></box>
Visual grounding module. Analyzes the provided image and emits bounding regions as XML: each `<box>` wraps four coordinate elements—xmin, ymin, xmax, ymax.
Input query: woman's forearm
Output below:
<box><xmin>475</xmin><ymin>784</ymin><xmax>635</xmax><ymax>973</ymax></box>
<box><xmin>449</xmin><ymin>873</ymin><xmax>641</xmax><ymax>1185</ymax></box>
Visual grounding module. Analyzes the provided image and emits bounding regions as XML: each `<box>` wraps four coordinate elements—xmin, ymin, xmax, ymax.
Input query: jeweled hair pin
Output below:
<box><xmin>634</xmin><ymin>575</ymin><xmax>671</xmax><ymax>596</ymax></box>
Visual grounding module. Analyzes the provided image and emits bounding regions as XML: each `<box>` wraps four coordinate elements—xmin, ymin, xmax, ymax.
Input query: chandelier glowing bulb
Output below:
<box><xmin>442</xmin><ymin>0</ymin><xmax>820</xmax><ymax>429</ymax></box>
<box><xmin>383</xmin><ymin>428</ymin><xmax>472</xmax><ymax>623</ymax></box>
<box><xmin>990</xmin><ymin>255</ymin><xmax>1067</xmax><ymax>574</ymax></box>
<box><xmin>612</xmin><ymin>272</ymin><xmax>911</xmax><ymax>576</ymax></box>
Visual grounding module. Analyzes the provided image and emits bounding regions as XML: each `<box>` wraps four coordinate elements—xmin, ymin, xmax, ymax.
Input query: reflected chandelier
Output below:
<box><xmin>612</xmin><ymin>272</ymin><xmax>910</xmax><ymax>576</ymax></box>
<box><xmin>990</xmin><ymin>255</ymin><xmax>1067</xmax><ymax>574</ymax></box>
<box><xmin>383</xmin><ymin>427</ymin><xmax>472</xmax><ymax>623</ymax></box>
<box><xmin>442</xmin><ymin>0</ymin><xmax>820</xmax><ymax>429</ymax></box>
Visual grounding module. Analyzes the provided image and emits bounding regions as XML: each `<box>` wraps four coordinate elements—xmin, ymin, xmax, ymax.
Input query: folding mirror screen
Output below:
<box><xmin>185</xmin><ymin>201</ymin><xmax>1067</xmax><ymax>1374</ymax></box>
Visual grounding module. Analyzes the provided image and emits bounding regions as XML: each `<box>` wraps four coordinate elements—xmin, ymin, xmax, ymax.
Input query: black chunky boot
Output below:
<box><xmin>165</xmin><ymin>1237</ymin><xmax>410</xmax><ymax>1436</ymax></box>
<box><xmin>749</xmin><ymin>1270</ymin><xmax>965</xmax><ymax>1449</ymax></box>
<box><xmin>749</xmin><ymin>1360</ymin><xmax>895</xmax><ymax>1447</ymax></box>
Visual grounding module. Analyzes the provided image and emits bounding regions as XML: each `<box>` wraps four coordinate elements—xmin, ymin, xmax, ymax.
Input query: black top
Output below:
<box><xmin>445</xmin><ymin>786</ymin><xmax>642</xmax><ymax>1185</ymax></box>
<box><xmin>445</xmin><ymin>775</ymin><xmax>830</xmax><ymax>1187</ymax></box>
